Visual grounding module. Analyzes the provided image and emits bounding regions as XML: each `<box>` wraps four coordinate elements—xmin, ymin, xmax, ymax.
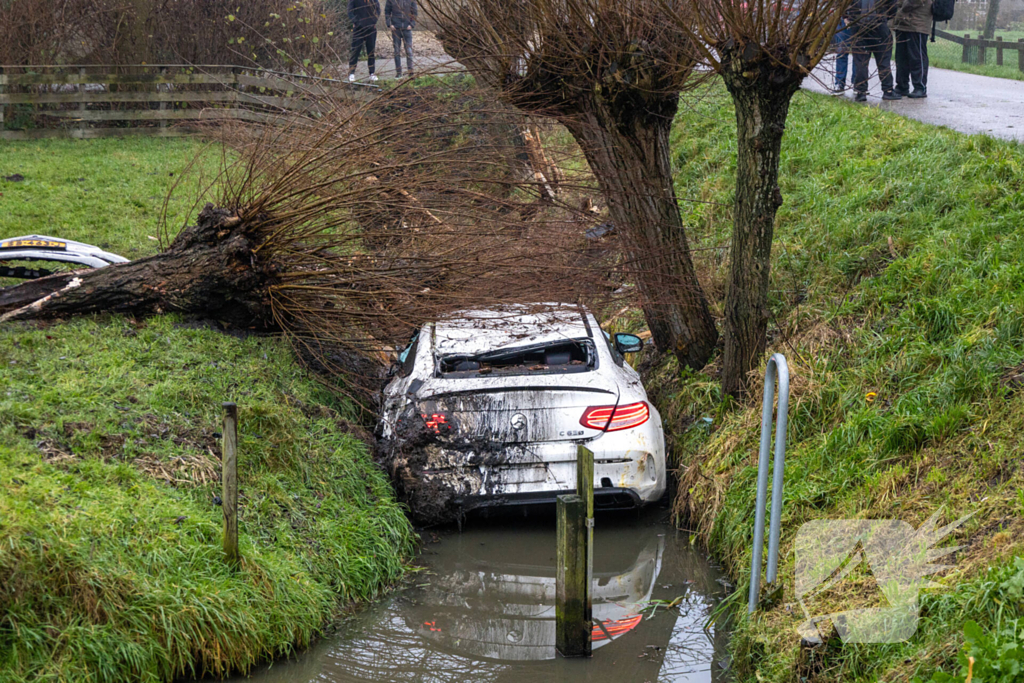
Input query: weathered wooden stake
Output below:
<box><xmin>0</xmin><ymin>66</ymin><xmax>6</xmax><ymax>130</ymax></box>
<box><xmin>158</xmin><ymin>67</ymin><xmax>168</xmax><ymax>131</ymax></box>
<box><xmin>575</xmin><ymin>443</ymin><xmax>594</xmax><ymax>628</ymax></box>
<box><xmin>78</xmin><ymin>67</ymin><xmax>87</xmax><ymax>138</ymax></box>
<box><xmin>556</xmin><ymin>494</ymin><xmax>590</xmax><ymax>657</ymax></box>
<box><xmin>222</xmin><ymin>402</ymin><xmax>240</xmax><ymax>568</ymax></box>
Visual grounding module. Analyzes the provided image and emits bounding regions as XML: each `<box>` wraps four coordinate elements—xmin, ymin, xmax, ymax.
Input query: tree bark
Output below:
<box><xmin>565</xmin><ymin>96</ymin><xmax>719</xmax><ymax>370</ymax></box>
<box><xmin>983</xmin><ymin>0</ymin><xmax>1001</xmax><ymax>39</ymax></box>
<box><xmin>0</xmin><ymin>205</ymin><xmax>276</xmax><ymax>324</ymax></box>
<box><xmin>720</xmin><ymin>63</ymin><xmax>801</xmax><ymax>396</ymax></box>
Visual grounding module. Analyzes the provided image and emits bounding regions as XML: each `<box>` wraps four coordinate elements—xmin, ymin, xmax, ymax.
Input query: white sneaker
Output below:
<box><xmin>369</xmin><ymin>74</ymin><xmax>379</xmax><ymax>82</ymax></box>
<box><xmin>348</xmin><ymin>73</ymin><xmax>356</xmax><ymax>83</ymax></box>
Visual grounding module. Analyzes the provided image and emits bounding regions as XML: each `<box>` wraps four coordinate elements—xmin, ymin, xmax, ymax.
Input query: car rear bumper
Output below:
<box><xmin>455</xmin><ymin>486</ymin><xmax>644</xmax><ymax>512</ymax></box>
<box><xmin>399</xmin><ymin>442</ymin><xmax>666</xmax><ymax>516</ymax></box>
<box><xmin>381</xmin><ymin>407</ymin><xmax>667</xmax><ymax>524</ymax></box>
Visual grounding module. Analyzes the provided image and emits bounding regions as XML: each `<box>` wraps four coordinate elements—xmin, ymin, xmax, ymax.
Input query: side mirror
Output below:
<box><xmin>614</xmin><ymin>333</ymin><xmax>643</xmax><ymax>355</ymax></box>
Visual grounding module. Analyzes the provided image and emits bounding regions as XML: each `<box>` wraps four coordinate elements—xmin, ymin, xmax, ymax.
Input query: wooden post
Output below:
<box><xmin>0</xmin><ymin>66</ymin><xmax>5</xmax><ymax>131</ymax></box>
<box><xmin>78</xmin><ymin>67</ymin><xmax>87</xmax><ymax>139</ymax></box>
<box><xmin>1018</xmin><ymin>39</ymin><xmax>1024</xmax><ymax>72</ymax></box>
<box><xmin>997</xmin><ymin>36</ymin><xmax>1004</xmax><ymax>66</ymax></box>
<box><xmin>979</xmin><ymin>39</ymin><xmax>987</xmax><ymax>65</ymax></box>
<box><xmin>158</xmin><ymin>67</ymin><xmax>167</xmax><ymax>132</ymax></box>
<box><xmin>556</xmin><ymin>494</ymin><xmax>590</xmax><ymax>657</ymax></box>
<box><xmin>963</xmin><ymin>34</ymin><xmax>971</xmax><ymax>63</ymax></box>
<box><xmin>222</xmin><ymin>402</ymin><xmax>240</xmax><ymax>568</ymax></box>
<box><xmin>575</xmin><ymin>444</ymin><xmax>594</xmax><ymax>633</ymax></box>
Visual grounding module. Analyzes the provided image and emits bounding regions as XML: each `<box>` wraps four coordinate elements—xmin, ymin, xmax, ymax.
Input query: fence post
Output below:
<box><xmin>963</xmin><ymin>34</ymin><xmax>971</xmax><ymax>63</ymax></box>
<box><xmin>748</xmin><ymin>354</ymin><xmax>790</xmax><ymax>614</ymax></box>
<box><xmin>996</xmin><ymin>36</ymin><xmax>1004</xmax><ymax>66</ymax></box>
<box><xmin>979</xmin><ymin>39</ymin><xmax>987</xmax><ymax>65</ymax></box>
<box><xmin>1018</xmin><ymin>39</ymin><xmax>1024</xmax><ymax>72</ymax></box>
<box><xmin>556</xmin><ymin>494</ymin><xmax>590</xmax><ymax>657</ymax></box>
<box><xmin>0</xmin><ymin>66</ymin><xmax>5</xmax><ymax>132</ymax></box>
<box><xmin>158</xmin><ymin>67</ymin><xmax>168</xmax><ymax>133</ymax></box>
<box><xmin>222</xmin><ymin>402</ymin><xmax>240</xmax><ymax>568</ymax></box>
<box><xmin>78</xmin><ymin>67</ymin><xmax>87</xmax><ymax>139</ymax></box>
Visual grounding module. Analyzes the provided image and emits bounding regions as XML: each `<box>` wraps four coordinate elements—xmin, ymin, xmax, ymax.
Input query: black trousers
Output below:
<box><xmin>852</xmin><ymin>22</ymin><xmax>894</xmax><ymax>95</ymax></box>
<box><xmin>895</xmin><ymin>30</ymin><xmax>929</xmax><ymax>91</ymax></box>
<box><xmin>392</xmin><ymin>28</ymin><xmax>414</xmax><ymax>74</ymax></box>
<box><xmin>349</xmin><ymin>25</ymin><xmax>377</xmax><ymax>73</ymax></box>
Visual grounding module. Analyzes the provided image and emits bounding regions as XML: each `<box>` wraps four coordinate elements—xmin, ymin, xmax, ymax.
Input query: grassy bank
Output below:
<box><xmin>652</xmin><ymin>87</ymin><xmax>1024</xmax><ymax>681</ymax></box>
<box><xmin>0</xmin><ymin>139</ymin><xmax>415</xmax><ymax>682</ymax></box>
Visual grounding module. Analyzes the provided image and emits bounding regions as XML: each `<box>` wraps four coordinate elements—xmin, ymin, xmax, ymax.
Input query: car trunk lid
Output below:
<box><xmin>414</xmin><ymin>382</ymin><xmax>618</xmax><ymax>445</ymax></box>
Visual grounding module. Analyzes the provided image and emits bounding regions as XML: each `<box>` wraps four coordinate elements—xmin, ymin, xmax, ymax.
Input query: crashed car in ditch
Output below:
<box><xmin>377</xmin><ymin>303</ymin><xmax>666</xmax><ymax>523</ymax></box>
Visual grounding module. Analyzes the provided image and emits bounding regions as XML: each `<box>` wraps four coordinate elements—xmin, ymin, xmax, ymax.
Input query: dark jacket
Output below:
<box><xmin>845</xmin><ymin>0</ymin><xmax>898</xmax><ymax>25</ymax></box>
<box><xmin>385</xmin><ymin>0</ymin><xmax>417</xmax><ymax>29</ymax></box>
<box><xmin>349</xmin><ymin>0</ymin><xmax>381</xmax><ymax>30</ymax></box>
<box><xmin>892</xmin><ymin>0</ymin><xmax>933</xmax><ymax>34</ymax></box>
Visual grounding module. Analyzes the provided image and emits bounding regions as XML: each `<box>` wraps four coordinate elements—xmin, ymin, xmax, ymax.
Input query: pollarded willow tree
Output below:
<box><xmin>662</xmin><ymin>0</ymin><xmax>850</xmax><ymax>395</ymax></box>
<box><xmin>425</xmin><ymin>0</ymin><xmax>720</xmax><ymax>370</ymax></box>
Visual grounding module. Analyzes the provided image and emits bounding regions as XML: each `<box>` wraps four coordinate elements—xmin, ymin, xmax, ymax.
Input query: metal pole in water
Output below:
<box><xmin>222</xmin><ymin>402</ymin><xmax>240</xmax><ymax>568</ymax></box>
<box><xmin>748</xmin><ymin>354</ymin><xmax>790</xmax><ymax>613</ymax></box>
<box><xmin>556</xmin><ymin>493</ymin><xmax>590</xmax><ymax>657</ymax></box>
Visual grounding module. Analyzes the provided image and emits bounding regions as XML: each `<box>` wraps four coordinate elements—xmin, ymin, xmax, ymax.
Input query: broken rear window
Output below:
<box><xmin>437</xmin><ymin>339</ymin><xmax>596</xmax><ymax>378</ymax></box>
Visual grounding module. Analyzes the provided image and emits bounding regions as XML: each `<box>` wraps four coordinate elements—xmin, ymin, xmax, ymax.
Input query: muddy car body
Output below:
<box><xmin>378</xmin><ymin>304</ymin><xmax>666</xmax><ymax>522</ymax></box>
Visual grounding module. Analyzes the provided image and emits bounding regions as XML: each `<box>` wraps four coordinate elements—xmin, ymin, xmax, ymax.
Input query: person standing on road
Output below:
<box><xmin>892</xmin><ymin>0</ymin><xmax>932</xmax><ymax>98</ymax></box>
<box><xmin>832</xmin><ymin>17</ymin><xmax>853</xmax><ymax>93</ymax></box>
<box><xmin>847</xmin><ymin>0</ymin><xmax>902</xmax><ymax>102</ymax></box>
<box><xmin>348</xmin><ymin>0</ymin><xmax>382</xmax><ymax>83</ymax></box>
<box><xmin>386</xmin><ymin>0</ymin><xmax>417</xmax><ymax>78</ymax></box>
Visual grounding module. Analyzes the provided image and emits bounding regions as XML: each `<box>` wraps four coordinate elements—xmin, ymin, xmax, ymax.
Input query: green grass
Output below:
<box><xmin>0</xmin><ymin>139</ymin><xmax>415</xmax><ymax>682</ymax></box>
<box><xmin>0</xmin><ymin>137</ymin><xmax>219</xmax><ymax>257</ymax></box>
<box><xmin>655</xmin><ymin>87</ymin><xmax>1024</xmax><ymax>682</ymax></box>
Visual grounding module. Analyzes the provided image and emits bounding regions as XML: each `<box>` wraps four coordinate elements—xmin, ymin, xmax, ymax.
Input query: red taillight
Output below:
<box><xmin>591</xmin><ymin>614</ymin><xmax>643</xmax><ymax>641</ymax></box>
<box><xmin>421</xmin><ymin>412</ymin><xmax>454</xmax><ymax>435</ymax></box>
<box><xmin>579</xmin><ymin>401</ymin><xmax>650</xmax><ymax>432</ymax></box>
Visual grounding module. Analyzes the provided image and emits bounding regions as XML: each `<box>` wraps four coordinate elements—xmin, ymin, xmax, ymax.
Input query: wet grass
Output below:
<box><xmin>651</xmin><ymin>86</ymin><xmax>1024</xmax><ymax>682</ymax></box>
<box><xmin>0</xmin><ymin>137</ymin><xmax>219</xmax><ymax>258</ymax></box>
<box><xmin>0</xmin><ymin>139</ymin><xmax>415</xmax><ymax>682</ymax></box>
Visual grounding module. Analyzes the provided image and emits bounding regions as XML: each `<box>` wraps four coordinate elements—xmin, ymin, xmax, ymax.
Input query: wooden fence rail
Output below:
<box><xmin>934</xmin><ymin>29</ymin><xmax>1024</xmax><ymax>71</ymax></box>
<box><xmin>0</xmin><ymin>64</ymin><xmax>376</xmax><ymax>140</ymax></box>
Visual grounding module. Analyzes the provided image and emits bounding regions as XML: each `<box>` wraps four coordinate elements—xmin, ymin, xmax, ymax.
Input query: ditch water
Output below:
<box><xmin>231</xmin><ymin>507</ymin><xmax>732</xmax><ymax>683</ymax></box>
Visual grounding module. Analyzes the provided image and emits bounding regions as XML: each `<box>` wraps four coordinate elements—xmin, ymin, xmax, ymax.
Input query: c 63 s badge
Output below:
<box><xmin>0</xmin><ymin>239</ymin><xmax>67</xmax><ymax>250</ymax></box>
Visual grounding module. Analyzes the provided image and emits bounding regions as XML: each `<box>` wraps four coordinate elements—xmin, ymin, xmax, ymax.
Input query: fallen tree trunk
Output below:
<box><xmin>0</xmin><ymin>205</ymin><xmax>277</xmax><ymax>325</ymax></box>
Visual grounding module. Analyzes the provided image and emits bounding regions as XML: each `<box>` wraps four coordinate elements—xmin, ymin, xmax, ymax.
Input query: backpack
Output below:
<box><xmin>933</xmin><ymin>0</ymin><xmax>955</xmax><ymax>23</ymax></box>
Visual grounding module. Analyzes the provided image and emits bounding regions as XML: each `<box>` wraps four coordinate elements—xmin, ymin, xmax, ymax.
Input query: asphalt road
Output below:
<box><xmin>351</xmin><ymin>32</ymin><xmax>1024</xmax><ymax>144</ymax></box>
<box><xmin>802</xmin><ymin>61</ymin><xmax>1024</xmax><ymax>142</ymax></box>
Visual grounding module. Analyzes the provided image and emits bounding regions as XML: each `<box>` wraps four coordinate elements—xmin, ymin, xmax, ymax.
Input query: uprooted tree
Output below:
<box><xmin>661</xmin><ymin>0</ymin><xmax>850</xmax><ymax>396</ymax></box>
<box><xmin>425</xmin><ymin>0</ymin><xmax>720</xmax><ymax>371</ymax></box>
<box><xmin>0</xmin><ymin>84</ymin><xmax>617</xmax><ymax>394</ymax></box>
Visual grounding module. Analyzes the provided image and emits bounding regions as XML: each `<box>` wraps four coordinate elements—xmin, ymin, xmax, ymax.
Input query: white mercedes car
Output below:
<box><xmin>377</xmin><ymin>303</ymin><xmax>666</xmax><ymax>522</ymax></box>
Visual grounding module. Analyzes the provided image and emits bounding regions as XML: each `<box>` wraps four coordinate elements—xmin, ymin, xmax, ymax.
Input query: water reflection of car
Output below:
<box><xmin>378</xmin><ymin>303</ymin><xmax>667</xmax><ymax>522</ymax></box>
<box><xmin>410</xmin><ymin>535</ymin><xmax>664</xmax><ymax>661</ymax></box>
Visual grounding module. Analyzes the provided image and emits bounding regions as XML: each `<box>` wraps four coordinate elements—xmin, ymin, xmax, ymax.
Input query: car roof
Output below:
<box><xmin>433</xmin><ymin>303</ymin><xmax>593</xmax><ymax>356</ymax></box>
